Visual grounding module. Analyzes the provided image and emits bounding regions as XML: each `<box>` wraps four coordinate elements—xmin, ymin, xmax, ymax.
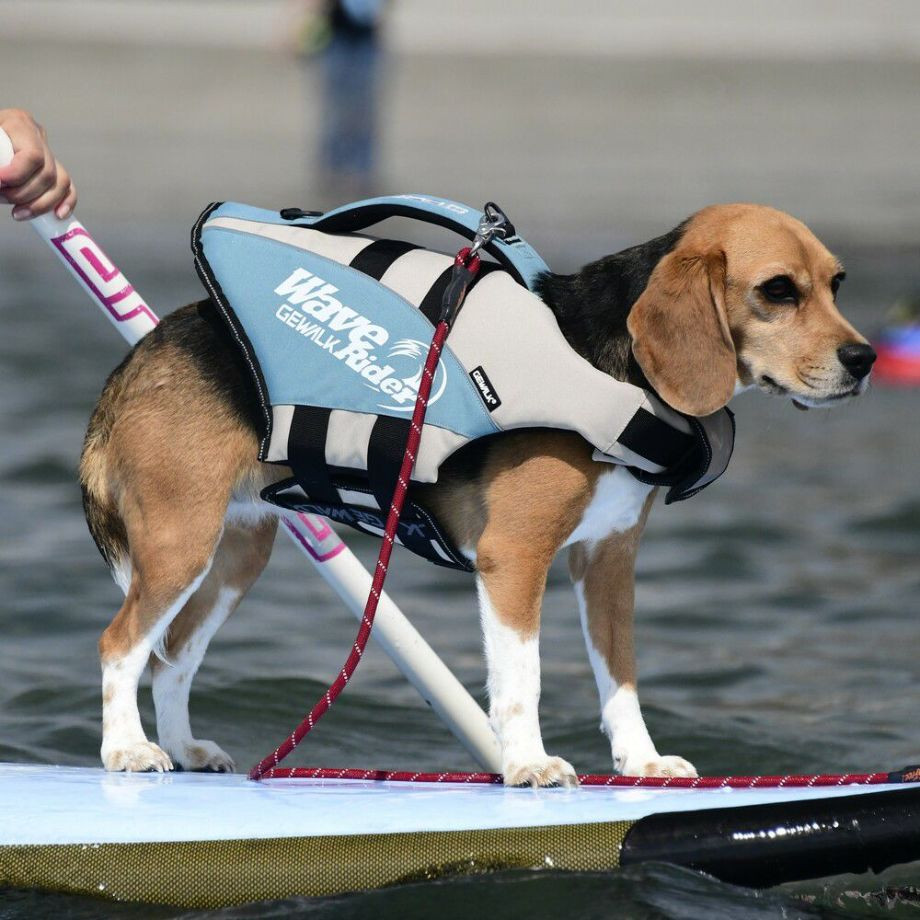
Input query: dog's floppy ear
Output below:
<box><xmin>627</xmin><ymin>247</ymin><xmax>735</xmax><ymax>416</ymax></box>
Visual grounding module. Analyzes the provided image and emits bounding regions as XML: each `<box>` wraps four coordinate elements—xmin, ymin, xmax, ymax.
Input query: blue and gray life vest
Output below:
<box><xmin>192</xmin><ymin>195</ymin><xmax>734</xmax><ymax>571</ymax></box>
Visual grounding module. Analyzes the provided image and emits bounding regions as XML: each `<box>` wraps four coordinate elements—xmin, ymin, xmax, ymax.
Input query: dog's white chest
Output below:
<box><xmin>564</xmin><ymin>466</ymin><xmax>654</xmax><ymax>547</ymax></box>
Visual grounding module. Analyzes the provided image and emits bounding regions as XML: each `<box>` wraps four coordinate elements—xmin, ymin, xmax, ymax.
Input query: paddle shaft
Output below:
<box><xmin>0</xmin><ymin>129</ymin><xmax>501</xmax><ymax>772</ymax></box>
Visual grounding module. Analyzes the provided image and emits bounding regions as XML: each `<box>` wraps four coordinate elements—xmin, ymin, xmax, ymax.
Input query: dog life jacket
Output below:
<box><xmin>192</xmin><ymin>195</ymin><xmax>735</xmax><ymax>571</ymax></box>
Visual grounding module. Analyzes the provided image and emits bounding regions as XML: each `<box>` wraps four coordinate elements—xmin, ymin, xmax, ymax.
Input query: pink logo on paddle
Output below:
<box><xmin>51</xmin><ymin>226</ymin><xmax>156</xmax><ymax>326</ymax></box>
<box><xmin>284</xmin><ymin>513</ymin><xmax>345</xmax><ymax>562</ymax></box>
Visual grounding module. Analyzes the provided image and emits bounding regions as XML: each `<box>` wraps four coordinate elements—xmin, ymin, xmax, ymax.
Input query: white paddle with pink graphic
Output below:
<box><xmin>0</xmin><ymin>127</ymin><xmax>500</xmax><ymax>772</ymax></box>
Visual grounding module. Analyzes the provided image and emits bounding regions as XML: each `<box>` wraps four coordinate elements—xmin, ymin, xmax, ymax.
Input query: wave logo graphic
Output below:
<box><xmin>374</xmin><ymin>339</ymin><xmax>448</xmax><ymax>412</ymax></box>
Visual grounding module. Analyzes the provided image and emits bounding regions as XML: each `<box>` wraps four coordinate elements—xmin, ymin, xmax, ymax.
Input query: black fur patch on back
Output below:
<box><xmin>155</xmin><ymin>299</ymin><xmax>266</xmax><ymax>436</ymax></box>
<box><xmin>535</xmin><ymin>222</ymin><xmax>687</xmax><ymax>385</ymax></box>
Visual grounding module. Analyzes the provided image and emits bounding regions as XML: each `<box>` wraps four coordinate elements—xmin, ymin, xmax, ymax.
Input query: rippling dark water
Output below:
<box><xmin>1</xmin><ymin>225</ymin><xmax>918</xmax><ymax>918</ymax></box>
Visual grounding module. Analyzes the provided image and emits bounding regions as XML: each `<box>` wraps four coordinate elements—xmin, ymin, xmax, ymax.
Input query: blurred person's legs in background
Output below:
<box><xmin>298</xmin><ymin>0</ymin><xmax>385</xmax><ymax>202</ymax></box>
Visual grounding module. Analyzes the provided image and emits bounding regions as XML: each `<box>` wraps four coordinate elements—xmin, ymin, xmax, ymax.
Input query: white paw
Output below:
<box><xmin>503</xmin><ymin>755</ymin><xmax>579</xmax><ymax>788</ymax></box>
<box><xmin>619</xmin><ymin>753</ymin><xmax>698</xmax><ymax>778</ymax></box>
<box><xmin>167</xmin><ymin>739</ymin><xmax>235</xmax><ymax>773</ymax></box>
<box><xmin>102</xmin><ymin>741</ymin><xmax>174</xmax><ymax>773</ymax></box>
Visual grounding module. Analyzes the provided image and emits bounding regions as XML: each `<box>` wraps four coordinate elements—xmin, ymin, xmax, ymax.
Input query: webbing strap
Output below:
<box><xmin>349</xmin><ymin>239</ymin><xmax>421</xmax><ymax>279</ymax></box>
<box><xmin>287</xmin><ymin>406</ymin><xmax>337</xmax><ymax>505</ymax></box>
<box><xmin>418</xmin><ymin>261</ymin><xmax>503</xmax><ymax>326</ymax></box>
<box><xmin>366</xmin><ymin>416</ymin><xmax>412</xmax><ymax>513</ymax></box>
<box><xmin>419</xmin><ymin>266</ymin><xmax>453</xmax><ymax>325</ymax></box>
<box><xmin>617</xmin><ymin>408</ymin><xmax>695</xmax><ymax>469</ymax></box>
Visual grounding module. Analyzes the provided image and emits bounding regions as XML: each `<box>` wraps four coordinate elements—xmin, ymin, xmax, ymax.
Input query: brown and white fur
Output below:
<box><xmin>80</xmin><ymin>204</ymin><xmax>874</xmax><ymax>784</ymax></box>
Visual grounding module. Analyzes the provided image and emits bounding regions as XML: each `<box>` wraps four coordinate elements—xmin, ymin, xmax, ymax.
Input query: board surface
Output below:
<box><xmin>0</xmin><ymin>762</ymin><xmax>913</xmax><ymax>845</ymax></box>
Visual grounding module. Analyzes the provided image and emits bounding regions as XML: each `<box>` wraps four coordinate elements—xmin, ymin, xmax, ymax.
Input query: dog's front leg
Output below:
<box><xmin>476</xmin><ymin>553</ymin><xmax>578</xmax><ymax>788</ymax></box>
<box><xmin>570</xmin><ymin>532</ymin><xmax>697</xmax><ymax>779</ymax></box>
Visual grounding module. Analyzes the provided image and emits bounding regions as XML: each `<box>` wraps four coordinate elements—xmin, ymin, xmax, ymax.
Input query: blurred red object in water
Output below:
<box><xmin>873</xmin><ymin>324</ymin><xmax>920</xmax><ymax>386</ymax></box>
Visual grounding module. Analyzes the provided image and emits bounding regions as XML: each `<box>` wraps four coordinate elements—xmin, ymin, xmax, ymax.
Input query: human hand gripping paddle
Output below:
<box><xmin>0</xmin><ymin>127</ymin><xmax>501</xmax><ymax>773</ymax></box>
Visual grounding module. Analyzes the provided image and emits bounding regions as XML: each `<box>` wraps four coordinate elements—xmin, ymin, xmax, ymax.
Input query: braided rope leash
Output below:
<box><xmin>249</xmin><ymin>244</ymin><xmax>484</xmax><ymax>780</ymax></box>
<box><xmin>254</xmin><ymin>766</ymin><xmax>908</xmax><ymax>786</ymax></box>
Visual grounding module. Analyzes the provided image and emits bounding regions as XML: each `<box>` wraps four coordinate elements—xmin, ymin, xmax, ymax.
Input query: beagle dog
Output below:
<box><xmin>80</xmin><ymin>203</ymin><xmax>874</xmax><ymax>784</ymax></box>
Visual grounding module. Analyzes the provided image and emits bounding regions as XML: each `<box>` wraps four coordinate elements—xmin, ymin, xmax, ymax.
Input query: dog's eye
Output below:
<box><xmin>760</xmin><ymin>275</ymin><xmax>799</xmax><ymax>305</ymax></box>
<box><xmin>831</xmin><ymin>272</ymin><xmax>846</xmax><ymax>299</ymax></box>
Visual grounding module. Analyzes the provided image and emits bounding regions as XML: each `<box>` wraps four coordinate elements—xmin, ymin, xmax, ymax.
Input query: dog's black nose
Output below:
<box><xmin>837</xmin><ymin>343</ymin><xmax>877</xmax><ymax>380</ymax></box>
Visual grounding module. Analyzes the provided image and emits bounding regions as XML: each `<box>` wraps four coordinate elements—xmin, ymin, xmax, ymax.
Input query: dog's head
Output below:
<box><xmin>626</xmin><ymin>204</ymin><xmax>875</xmax><ymax>416</ymax></box>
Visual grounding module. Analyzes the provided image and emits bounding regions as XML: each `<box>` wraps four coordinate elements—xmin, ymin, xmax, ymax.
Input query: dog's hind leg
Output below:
<box><xmin>83</xmin><ymin>308</ymin><xmax>270</xmax><ymax>772</ymax></box>
<box><xmin>151</xmin><ymin>516</ymin><xmax>277</xmax><ymax>772</ymax></box>
<box><xmin>96</xmin><ymin>422</ymin><xmax>259</xmax><ymax>772</ymax></box>
<box><xmin>99</xmin><ymin>507</ymin><xmax>226</xmax><ymax>773</ymax></box>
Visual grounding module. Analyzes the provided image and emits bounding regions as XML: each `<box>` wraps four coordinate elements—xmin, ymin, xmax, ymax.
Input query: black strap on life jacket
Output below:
<box><xmin>627</xmin><ymin>408</ymin><xmax>736</xmax><ymax>504</ymax></box>
<box><xmin>366</xmin><ymin>416</ymin><xmax>412</xmax><ymax>514</ymax></box>
<box><xmin>618</xmin><ymin>408</ymin><xmax>697</xmax><ymax>470</ymax></box>
<box><xmin>286</xmin><ymin>406</ymin><xmax>338</xmax><ymax>505</ymax></box>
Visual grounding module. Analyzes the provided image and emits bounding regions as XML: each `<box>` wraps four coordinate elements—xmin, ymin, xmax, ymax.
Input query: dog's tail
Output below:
<box><xmin>79</xmin><ymin>354</ymin><xmax>132</xmax><ymax>589</ymax></box>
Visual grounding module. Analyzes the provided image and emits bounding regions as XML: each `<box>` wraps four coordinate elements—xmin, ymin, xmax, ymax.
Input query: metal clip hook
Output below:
<box><xmin>469</xmin><ymin>201</ymin><xmax>514</xmax><ymax>259</ymax></box>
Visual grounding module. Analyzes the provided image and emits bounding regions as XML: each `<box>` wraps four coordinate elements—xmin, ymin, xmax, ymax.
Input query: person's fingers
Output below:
<box><xmin>3</xmin><ymin>157</ymin><xmax>58</xmax><ymax>209</ymax></box>
<box><xmin>12</xmin><ymin>159</ymin><xmax>70</xmax><ymax>218</ymax></box>
<box><xmin>55</xmin><ymin>180</ymin><xmax>78</xmax><ymax>220</ymax></box>
<box><xmin>0</xmin><ymin>109</ymin><xmax>51</xmax><ymax>189</ymax></box>
<box><xmin>0</xmin><ymin>146</ymin><xmax>44</xmax><ymax>193</ymax></box>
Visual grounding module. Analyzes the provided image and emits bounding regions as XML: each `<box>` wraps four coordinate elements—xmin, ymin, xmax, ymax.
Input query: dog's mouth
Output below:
<box><xmin>759</xmin><ymin>375</ymin><xmax>862</xmax><ymax>411</ymax></box>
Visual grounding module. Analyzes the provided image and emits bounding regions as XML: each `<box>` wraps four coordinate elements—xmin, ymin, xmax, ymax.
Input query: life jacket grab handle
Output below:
<box><xmin>279</xmin><ymin>193</ymin><xmax>550</xmax><ymax>292</ymax></box>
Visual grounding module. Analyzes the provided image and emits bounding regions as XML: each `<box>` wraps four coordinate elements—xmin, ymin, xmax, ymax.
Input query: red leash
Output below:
<box><xmin>248</xmin><ymin>765</ymin><xmax>907</xmax><ymax>787</ymax></box>
<box><xmin>250</xmin><ymin>246</ymin><xmax>482</xmax><ymax>780</ymax></box>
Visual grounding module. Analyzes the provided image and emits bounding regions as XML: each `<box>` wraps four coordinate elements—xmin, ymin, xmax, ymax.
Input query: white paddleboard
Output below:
<box><xmin>2</xmin><ymin>762</ymin><xmax>918</xmax><ymax>908</ymax></box>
